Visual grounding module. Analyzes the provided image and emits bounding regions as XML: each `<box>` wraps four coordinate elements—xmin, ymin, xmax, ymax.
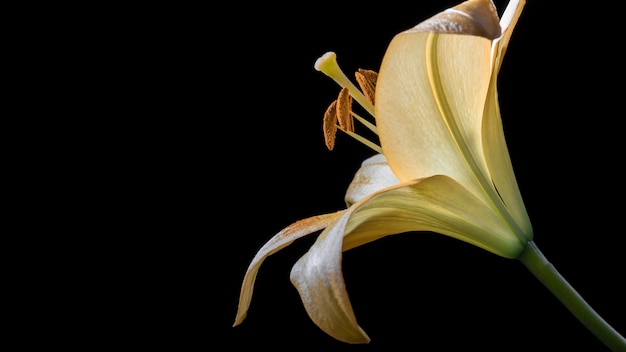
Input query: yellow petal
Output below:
<box><xmin>290</xmin><ymin>175</ymin><xmax>525</xmax><ymax>344</ymax></box>
<box><xmin>484</xmin><ymin>0</ymin><xmax>532</xmax><ymax>238</ymax></box>
<box><xmin>233</xmin><ymin>211</ymin><xmax>344</xmax><ymax>326</ymax></box>
<box><xmin>376</xmin><ymin>31</ymin><xmax>494</xmax><ymax>205</ymax></box>
<box><xmin>482</xmin><ymin>62</ymin><xmax>533</xmax><ymax>238</ymax></box>
<box><xmin>342</xmin><ymin>175</ymin><xmax>524</xmax><ymax>257</ymax></box>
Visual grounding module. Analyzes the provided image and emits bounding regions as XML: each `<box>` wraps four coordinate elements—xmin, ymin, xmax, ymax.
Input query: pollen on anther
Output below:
<box><xmin>336</xmin><ymin>87</ymin><xmax>354</xmax><ymax>132</ymax></box>
<box><xmin>355</xmin><ymin>69</ymin><xmax>378</xmax><ymax>105</ymax></box>
<box><xmin>323</xmin><ymin>100</ymin><xmax>338</xmax><ymax>150</ymax></box>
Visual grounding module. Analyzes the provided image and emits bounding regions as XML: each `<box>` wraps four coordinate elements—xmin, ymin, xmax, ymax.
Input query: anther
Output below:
<box><xmin>355</xmin><ymin>69</ymin><xmax>378</xmax><ymax>105</ymax></box>
<box><xmin>336</xmin><ymin>88</ymin><xmax>354</xmax><ymax>132</ymax></box>
<box><xmin>323</xmin><ymin>100</ymin><xmax>338</xmax><ymax>150</ymax></box>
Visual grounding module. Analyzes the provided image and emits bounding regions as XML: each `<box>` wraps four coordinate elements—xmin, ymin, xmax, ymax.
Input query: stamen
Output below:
<box><xmin>355</xmin><ymin>69</ymin><xmax>378</xmax><ymax>105</ymax></box>
<box><xmin>314</xmin><ymin>52</ymin><xmax>375</xmax><ymax>117</ymax></box>
<box><xmin>323</xmin><ymin>100</ymin><xmax>338</xmax><ymax>150</ymax></box>
<box><xmin>336</xmin><ymin>88</ymin><xmax>354</xmax><ymax>132</ymax></box>
<box><xmin>316</xmin><ymin>52</ymin><xmax>381</xmax><ymax>152</ymax></box>
<box><xmin>350</xmin><ymin>111</ymin><xmax>378</xmax><ymax>135</ymax></box>
<box><xmin>339</xmin><ymin>129</ymin><xmax>382</xmax><ymax>154</ymax></box>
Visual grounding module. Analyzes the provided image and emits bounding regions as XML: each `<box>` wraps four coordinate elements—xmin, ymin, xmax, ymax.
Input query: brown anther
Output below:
<box><xmin>355</xmin><ymin>69</ymin><xmax>378</xmax><ymax>105</ymax></box>
<box><xmin>336</xmin><ymin>87</ymin><xmax>354</xmax><ymax>132</ymax></box>
<box><xmin>323</xmin><ymin>100</ymin><xmax>338</xmax><ymax>150</ymax></box>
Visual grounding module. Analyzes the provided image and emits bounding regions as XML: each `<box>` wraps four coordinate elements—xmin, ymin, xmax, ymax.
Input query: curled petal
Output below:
<box><xmin>345</xmin><ymin>154</ymin><xmax>400</xmax><ymax>207</ymax></box>
<box><xmin>290</xmin><ymin>212</ymin><xmax>370</xmax><ymax>344</ymax></box>
<box><xmin>233</xmin><ymin>211</ymin><xmax>344</xmax><ymax>326</ymax></box>
<box><xmin>410</xmin><ymin>0</ymin><xmax>501</xmax><ymax>39</ymax></box>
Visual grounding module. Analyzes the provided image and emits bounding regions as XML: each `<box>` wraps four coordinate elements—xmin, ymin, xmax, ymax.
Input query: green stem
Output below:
<box><xmin>518</xmin><ymin>241</ymin><xmax>626</xmax><ymax>352</ymax></box>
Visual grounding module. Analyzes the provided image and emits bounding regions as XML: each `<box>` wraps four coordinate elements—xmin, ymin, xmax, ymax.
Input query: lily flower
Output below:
<box><xmin>234</xmin><ymin>0</ymin><xmax>527</xmax><ymax>343</ymax></box>
<box><xmin>233</xmin><ymin>0</ymin><xmax>626</xmax><ymax>349</ymax></box>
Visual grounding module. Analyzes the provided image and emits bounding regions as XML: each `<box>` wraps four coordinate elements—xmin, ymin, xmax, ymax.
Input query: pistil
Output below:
<box><xmin>315</xmin><ymin>52</ymin><xmax>375</xmax><ymax>117</ymax></box>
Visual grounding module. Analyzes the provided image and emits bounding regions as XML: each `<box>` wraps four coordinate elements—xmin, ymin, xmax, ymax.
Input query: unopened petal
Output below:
<box><xmin>233</xmin><ymin>211</ymin><xmax>344</xmax><ymax>326</ymax></box>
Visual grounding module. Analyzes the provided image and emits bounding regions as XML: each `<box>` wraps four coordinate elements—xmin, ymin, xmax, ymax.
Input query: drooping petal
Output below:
<box><xmin>376</xmin><ymin>31</ymin><xmax>495</xmax><ymax>206</ymax></box>
<box><xmin>290</xmin><ymin>175</ymin><xmax>525</xmax><ymax>343</ymax></box>
<box><xmin>290</xmin><ymin>212</ymin><xmax>370</xmax><ymax>344</ymax></box>
<box><xmin>345</xmin><ymin>154</ymin><xmax>400</xmax><ymax>207</ymax></box>
<box><xmin>233</xmin><ymin>211</ymin><xmax>344</xmax><ymax>326</ymax></box>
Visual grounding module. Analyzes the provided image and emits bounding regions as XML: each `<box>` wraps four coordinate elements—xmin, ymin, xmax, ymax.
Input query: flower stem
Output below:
<box><xmin>518</xmin><ymin>241</ymin><xmax>626</xmax><ymax>351</ymax></box>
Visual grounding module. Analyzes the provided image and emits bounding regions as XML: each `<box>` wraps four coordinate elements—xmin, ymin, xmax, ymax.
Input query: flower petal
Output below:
<box><xmin>494</xmin><ymin>0</ymin><xmax>525</xmax><ymax>72</ymax></box>
<box><xmin>480</xmin><ymin>0</ymin><xmax>532</xmax><ymax>238</ymax></box>
<box><xmin>290</xmin><ymin>175</ymin><xmax>525</xmax><ymax>343</ymax></box>
<box><xmin>342</xmin><ymin>175</ymin><xmax>524</xmax><ymax>257</ymax></box>
<box><xmin>376</xmin><ymin>31</ymin><xmax>494</xmax><ymax>205</ymax></box>
<box><xmin>290</xmin><ymin>212</ymin><xmax>370</xmax><ymax>344</ymax></box>
<box><xmin>482</xmin><ymin>58</ymin><xmax>533</xmax><ymax>238</ymax></box>
<box><xmin>345</xmin><ymin>154</ymin><xmax>400</xmax><ymax>207</ymax></box>
<box><xmin>233</xmin><ymin>211</ymin><xmax>344</xmax><ymax>326</ymax></box>
<box><xmin>411</xmin><ymin>0</ymin><xmax>501</xmax><ymax>39</ymax></box>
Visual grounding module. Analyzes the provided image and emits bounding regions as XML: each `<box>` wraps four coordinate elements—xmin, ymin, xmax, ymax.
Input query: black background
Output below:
<box><xmin>74</xmin><ymin>1</ymin><xmax>625</xmax><ymax>351</ymax></box>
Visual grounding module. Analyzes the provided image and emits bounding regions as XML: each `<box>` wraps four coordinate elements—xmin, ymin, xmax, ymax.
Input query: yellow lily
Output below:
<box><xmin>235</xmin><ymin>0</ymin><xmax>527</xmax><ymax>341</ymax></box>
<box><xmin>234</xmin><ymin>0</ymin><xmax>626</xmax><ymax>349</ymax></box>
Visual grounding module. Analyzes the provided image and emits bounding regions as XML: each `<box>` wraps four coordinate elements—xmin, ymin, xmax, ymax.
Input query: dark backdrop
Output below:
<box><xmin>95</xmin><ymin>1</ymin><xmax>625</xmax><ymax>351</ymax></box>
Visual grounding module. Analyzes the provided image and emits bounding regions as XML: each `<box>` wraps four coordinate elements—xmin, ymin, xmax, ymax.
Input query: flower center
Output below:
<box><xmin>315</xmin><ymin>52</ymin><xmax>381</xmax><ymax>153</ymax></box>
